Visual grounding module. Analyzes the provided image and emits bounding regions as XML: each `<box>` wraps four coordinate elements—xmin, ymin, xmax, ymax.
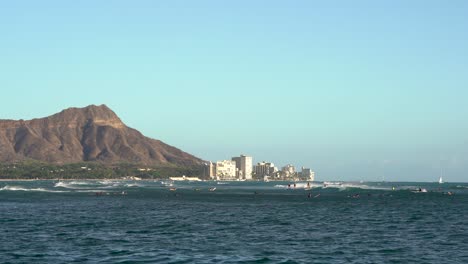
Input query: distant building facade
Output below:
<box><xmin>205</xmin><ymin>155</ymin><xmax>315</xmax><ymax>182</ymax></box>
<box><xmin>281</xmin><ymin>164</ymin><xmax>296</xmax><ymax>178</ymax></box>
<box><xmin>216</xmin><ymin>160</ymin><xmax>237</xmax><ymax>180</ymax></box>
<box><xmin>254</xmin><ymin>162</ymin><xmax>278</xmax><ymax>177</ymax></box>
<box><xmin>232</xmin><ymin>155</ymin><xmax>253</xmax><ymax>180</ymax></box>
<box><xmin>300</xmin><ymin>167</ymin><xmax>315</xmax><ymax>181</ymax></box>
<box><xmin>203</xmin><ymin>162</ymin><xmax>217</xmax><ymax>179</ymax></box>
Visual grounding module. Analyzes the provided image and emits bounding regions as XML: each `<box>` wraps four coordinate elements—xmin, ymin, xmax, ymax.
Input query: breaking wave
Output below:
<box><xmin>274</xmin><ymin>182</ymin><xmax>391</xmax><ymax>191</ymax></box>
<box><xmin>54</xmin><ymin>180</ymin><xmax>129</xmax><ymax>189</ymax></box>
<box><xmin>0</xmin><ymin>185</ymin><xmax>68</xmax><ymax>193</ymax></box>
<box><xmin>54</xmin><ymin>181</ymin><xmax>95</xmax><ymax>189</ymax></box>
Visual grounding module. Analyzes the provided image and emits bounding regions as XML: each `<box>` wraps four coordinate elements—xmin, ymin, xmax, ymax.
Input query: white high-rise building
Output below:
<box><xmin>232</xmin><ymin>154</ymin><xmax>253</xmax><ymax>180</ymax></box>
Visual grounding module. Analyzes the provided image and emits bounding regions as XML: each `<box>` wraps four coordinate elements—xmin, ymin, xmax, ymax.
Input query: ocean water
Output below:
<box><xmin>1</xmin><ymin>180</ymin><xmax>467</xmax><ymax>263</ymax></box>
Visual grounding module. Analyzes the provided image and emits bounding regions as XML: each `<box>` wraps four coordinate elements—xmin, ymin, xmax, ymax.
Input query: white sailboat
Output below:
<box><xmin>438</xmin><ymin>167</ymin><xmax>444</xmax><ymax>184</ymax></box>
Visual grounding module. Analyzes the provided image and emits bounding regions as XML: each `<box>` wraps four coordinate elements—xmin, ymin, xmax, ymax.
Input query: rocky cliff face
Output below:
<box><xmin>0</xmin><ymin>105</ymin><xmax>203</xmax><ymax>165</ymax></box>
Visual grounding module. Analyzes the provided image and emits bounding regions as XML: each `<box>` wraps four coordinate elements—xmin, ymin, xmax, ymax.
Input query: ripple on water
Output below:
<box><xmin>0</xmin><ymin>181</ymin><xmax>468</xmax><ymax>263</ymax></box>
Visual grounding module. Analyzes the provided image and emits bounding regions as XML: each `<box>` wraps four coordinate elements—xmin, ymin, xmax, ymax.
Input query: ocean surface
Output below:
<box><xmin>1</xmin><ymin>180</ymin><xmax>467</xmax><ymax>263</ymax></box>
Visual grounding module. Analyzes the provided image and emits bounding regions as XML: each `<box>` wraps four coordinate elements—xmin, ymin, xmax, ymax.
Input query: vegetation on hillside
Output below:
<box><xmin>0</xmin><ymin>161</ymin><xmax>204</xmax><ymax>180</ymax></box>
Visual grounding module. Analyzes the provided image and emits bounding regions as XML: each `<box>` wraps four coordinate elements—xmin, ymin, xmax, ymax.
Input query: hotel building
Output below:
<box><xmin>254</xmin><ymin>162</ymin><xmax>278</xmax><ymax>177</ymax></box>
<box><xmin>232</xmin><ymin>155</ymin><xmax>253</xmax><ymax>180</ymax></box>
<box><xmin>215</xmin><ymin>160</ymin><xmax>237</xmax><ymax>180</ymax></box>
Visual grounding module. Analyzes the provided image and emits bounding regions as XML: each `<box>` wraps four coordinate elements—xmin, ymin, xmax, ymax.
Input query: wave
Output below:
<box><xmin>274</xmin><ymin>182</ymin><xmax>391</xmax><ymax>191</ymax></box>
<box><xmin>98</xmin><ymin>180</ymin><xmax>122</xmax><ymax>185</ymax></box>
<box><xmin>0</xmin><ymin>185</ymin><xmax>68</xmax><ymax>193</ymax></box>
<box><xmin>68</xmin><ymin>181</ymin><xmax>94</xmax><ymax>185</ymax></box>
<box><xmin>125</xmin><ymin>183</ymin><xmax>146</xmax><ymax>188</ymax></box>
<box><xmin>336</xmin><ymin>183</ymin><xmax>391</xmax><ymax>191</ymax></box>
<box><xmin>75</xmin><ymin>189</ymin><xmax>114</xmax><ymax>193</ymax></box>
<box><xmin>54</xmin><ymin>181</ymin><xmax>96</xmax><ymax>189</ymax></box>
<box><xmin>55</xmin><ymin>180</ymin><xmax>127</xmax><ymax>189</ymax></box>
<box><xmin>160</xmin><ymin>181</ymin><xmax>174</xmax><ymax>187</ymax></box>
<box><xmin>274</xmin><ymin>183</ymin><xmax>322</xmax><ymax>189</ymax></box>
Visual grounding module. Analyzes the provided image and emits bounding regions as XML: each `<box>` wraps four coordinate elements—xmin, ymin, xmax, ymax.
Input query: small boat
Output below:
<box><xmin>169</xmin><ymin>188</ymin><xmax>177</xmax><ymax>191</ymax></box>
<box><xmin>209</xmin><ymin>187</ymin><xmax>216</xmax><ymax>192</ymax></box>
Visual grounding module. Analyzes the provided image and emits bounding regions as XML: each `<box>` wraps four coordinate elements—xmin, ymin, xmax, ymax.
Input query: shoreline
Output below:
<box><xmin>0</xmin><ymin>179</ymin><xmax>466</xmax><ymax>184</ymax></box>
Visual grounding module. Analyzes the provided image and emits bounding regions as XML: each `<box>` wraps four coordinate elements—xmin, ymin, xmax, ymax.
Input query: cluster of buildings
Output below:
<box><xmin>204</xmin><ymin>154</ymin><xmax>315</xmax><ymax>182</ymax></box>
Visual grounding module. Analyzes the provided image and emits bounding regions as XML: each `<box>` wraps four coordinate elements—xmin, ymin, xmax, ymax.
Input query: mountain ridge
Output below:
<box><xmin>0</xmin><ymin>104</ymin><xmax>203</xmax><ymax>166</ymax></box>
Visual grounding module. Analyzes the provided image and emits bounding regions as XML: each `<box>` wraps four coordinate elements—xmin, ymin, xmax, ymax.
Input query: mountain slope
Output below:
<box><xmin>0</xmin><ymin>105</ymin><xmax>203</xmax><ymax>165</ymax></box>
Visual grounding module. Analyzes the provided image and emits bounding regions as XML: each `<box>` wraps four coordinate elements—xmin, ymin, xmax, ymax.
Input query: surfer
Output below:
<box><xmin>307</xmin><ymin>192</ymin><xmax>311</xmax><ymax>198</ymax></box>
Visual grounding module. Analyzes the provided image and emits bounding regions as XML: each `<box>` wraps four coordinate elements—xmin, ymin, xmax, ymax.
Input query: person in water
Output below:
<box><xmin>307</xmin><ymin>192</ymin><xmax>311</xmax><ymax>198</ymax></box>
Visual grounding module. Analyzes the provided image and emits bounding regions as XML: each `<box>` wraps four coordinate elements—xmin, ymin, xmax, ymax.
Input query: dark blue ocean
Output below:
<box><xmin>1</xmin><ymin>180</ymin><xmax>467</xmax><ymax>263</ymax></box>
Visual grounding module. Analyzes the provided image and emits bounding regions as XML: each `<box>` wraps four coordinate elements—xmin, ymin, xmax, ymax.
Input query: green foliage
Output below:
<box><xmin>0</xmin><ymin>161</ymin><xmax>204</xmax><ymax>180</ymax></box>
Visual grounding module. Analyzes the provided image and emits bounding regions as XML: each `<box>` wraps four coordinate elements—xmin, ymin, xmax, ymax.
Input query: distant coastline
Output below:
<box><xmin>0</xmin><ymin>161</ymin><xmax>203</xmax><ymax>180</ymax></box>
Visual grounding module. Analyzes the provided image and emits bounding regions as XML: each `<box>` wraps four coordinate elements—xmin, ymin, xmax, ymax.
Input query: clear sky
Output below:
<box><xmin>1</xmin><ymin>1</ymin><xmax>467</xmax><ymax>182</ymax></box>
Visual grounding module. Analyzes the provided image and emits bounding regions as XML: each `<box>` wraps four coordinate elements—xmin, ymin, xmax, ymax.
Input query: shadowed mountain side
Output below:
<box><xmin>0</xmin><ymin>105</ymin><xmax>203</xmax><ymax>166</ymax></box>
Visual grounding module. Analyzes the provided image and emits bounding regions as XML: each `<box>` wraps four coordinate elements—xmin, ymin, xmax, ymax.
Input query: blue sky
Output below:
<box><xmin>1</xmin><ymin>1</ymin><xmax>467</xmax><ymax>181</ymax></box>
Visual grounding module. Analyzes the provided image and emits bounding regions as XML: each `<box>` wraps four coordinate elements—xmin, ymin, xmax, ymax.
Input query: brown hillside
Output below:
<box><xmin>0</xmin><ymin>105</ymin><xmax>203</xmax><ymax>165</ymax></box>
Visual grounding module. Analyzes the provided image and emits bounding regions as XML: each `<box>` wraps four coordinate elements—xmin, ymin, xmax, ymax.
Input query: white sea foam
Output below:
<box><xmin>321</xmin><ymin>182</ymin><xmax>392</xmax><ymax>191</ymax></box>
<box><xmin>160</xmin><ymin>181</ymin><xmax>174</xmax><ymax>187</ymax></box>
<box><xmin>125</xmin><ymin>183</ymin><xmax>145</xmax><ymax>187</ymax></box>
<box><xmin>54</xmin><ymin>181</ymin><xmax>94</xmax><ymax>189</ymax></box>
<box><xmin>274</xmin><ymin>184</ymin><xmax>287</xmax><ymax>188</ymax></box>
<box><xmin>68</xmin><ymin>181</ymin><xmax>93</xmax><ymax>185</ymax></box>
<box><xmin>337</xmin><ymin>183</ymin><xmax>391</xmax><ymax>191</ymax></box>
<box><xmin>55</xmin><ymin>180</ymin><xmax>126</xmax><ymax>189</ymax></box>
<box><xmin>274</xmin><ymin>183</ymin><xmax>322</xmax><ymax>189</ymax></box>
<box><xmin>75</xmin><ymin>189</ymin><xmax>110</xmax><ymax>193</ymax></box>
<box><xmin>274</xmin><ymin>182</ymin><xmax>391</xmax><ymax>191</ymax></box>
<box><xmin>98</xmin><ymin>180</ymin><xmax>121</xmax><ymax>185</ymax></box>
<box><xmin>0</xmin><ymin>185</ymin><xmax>68</xmax><ymax>193</ymax></box>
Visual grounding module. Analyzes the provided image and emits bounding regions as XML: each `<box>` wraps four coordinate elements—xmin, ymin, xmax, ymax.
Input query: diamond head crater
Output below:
<box><xmin>0</xmin><ymin>105</ymin><xmax>204</xmax><ymax>179</ymax></box>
